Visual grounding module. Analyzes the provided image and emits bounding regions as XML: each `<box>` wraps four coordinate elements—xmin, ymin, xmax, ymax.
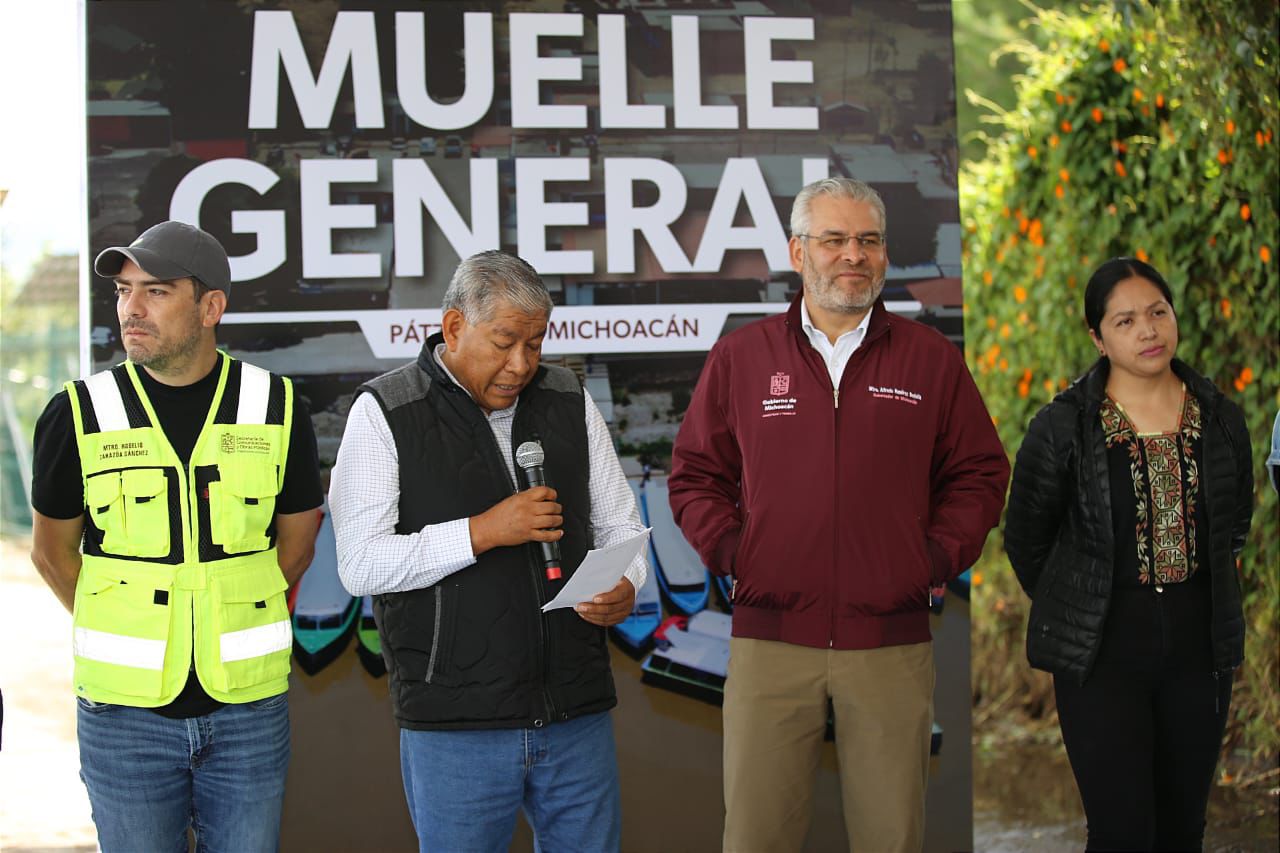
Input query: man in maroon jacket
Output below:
<box><xmin>669</xmin><ymin>177</ymin><xmax>1009</xmax><ymax>852</ymax></box>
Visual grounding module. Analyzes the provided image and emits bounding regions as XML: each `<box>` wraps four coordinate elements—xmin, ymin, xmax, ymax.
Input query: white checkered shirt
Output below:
<box><xmin>329</xmin><ymin>347</ymin><xmax>647</xmax><ymax>596</ymax></box>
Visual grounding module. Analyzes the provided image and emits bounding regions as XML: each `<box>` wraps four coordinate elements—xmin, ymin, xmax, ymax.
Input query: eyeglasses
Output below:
<box><xmin>795</xmin><ymin>232</ymin><xmax>886</xmax><ymax>253</ymax></box>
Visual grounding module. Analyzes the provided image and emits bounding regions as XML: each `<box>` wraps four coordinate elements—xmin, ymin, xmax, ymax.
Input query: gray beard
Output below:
<box><xmin>803</xmin><ymin>258</ymin><xmax>884</xmax><ymax>314</ymax></box>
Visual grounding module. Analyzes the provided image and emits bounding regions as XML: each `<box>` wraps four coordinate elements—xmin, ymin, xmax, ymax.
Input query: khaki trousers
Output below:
<box><xmin>722</xmin><ymin>637</ymin><xmax>935</xmax><ymax>853</ymax></box>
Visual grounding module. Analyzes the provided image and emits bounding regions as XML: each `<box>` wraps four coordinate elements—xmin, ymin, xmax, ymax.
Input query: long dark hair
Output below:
<box><xmin>1083</xmin><ymin>257</ymin><xmax>1175</xmax><ymax>334</ymax></box>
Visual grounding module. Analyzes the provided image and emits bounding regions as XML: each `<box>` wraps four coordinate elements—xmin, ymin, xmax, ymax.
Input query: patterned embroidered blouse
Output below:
<box><xmin>1100</xmin><ymin>389</ymin><xmax>1204</xmax><ymax>587</ymax></box>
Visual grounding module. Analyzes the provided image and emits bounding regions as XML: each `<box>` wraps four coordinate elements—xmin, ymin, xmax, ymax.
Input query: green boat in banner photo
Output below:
<box><xmin>355</xmin><ymin>595</ymin><xmax>386</xmax><ymax>678</ymax></box>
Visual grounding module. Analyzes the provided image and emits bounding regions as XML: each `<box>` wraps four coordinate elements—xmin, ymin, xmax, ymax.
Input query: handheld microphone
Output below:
<box><xmin>514</xmin><ymin>440</ymin><xmax>562</xmax><ymax>581</ymax></box>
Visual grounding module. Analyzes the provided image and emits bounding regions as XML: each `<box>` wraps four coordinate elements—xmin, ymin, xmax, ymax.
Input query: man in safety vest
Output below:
<box><xmin>29</xmin><ymin>221</ymin><xmax>323</xmax><ymax>851</ymax></box>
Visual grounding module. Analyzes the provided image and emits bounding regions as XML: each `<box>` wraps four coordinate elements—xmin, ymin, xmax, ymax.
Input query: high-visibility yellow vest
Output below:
<box><xmin>67</xmin><ymin>354</ymin><xmax>295</xmax><ymax>706</ymax></box>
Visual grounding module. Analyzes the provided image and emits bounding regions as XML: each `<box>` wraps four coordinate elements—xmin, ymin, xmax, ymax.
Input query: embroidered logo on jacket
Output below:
<box><xmin>761</xmin><ymin>396</ymin><xmax>797</xmax><ymax>417</ymax></box>
<box><xmin>868</xmin><ymin>385</ymin><xmax>922</xmax><ymax>405</ymax></box>
<box><xmin>761</xmin><ymin>372</ymin><xmax>797</xmax><ymax>417</ymax></box>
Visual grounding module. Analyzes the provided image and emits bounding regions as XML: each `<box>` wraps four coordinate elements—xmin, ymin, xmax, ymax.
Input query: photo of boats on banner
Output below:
<box><xmin>290</xmin><ymin>505</ymin><xmax>360</xmax><ymax>675</ymax></box>
<box><xmin>288</xmin><ymin>503</ymin><xmax>382</xmax><ymax>678</ymax></box>
<box><xmin>287</xmin><ymin>468</ymin><xmax>966</xmax><ymax>748</ymax></box>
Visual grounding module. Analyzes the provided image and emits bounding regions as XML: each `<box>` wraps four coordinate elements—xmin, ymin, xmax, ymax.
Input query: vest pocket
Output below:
<box><xmin>121</xmin><ymin>469</ymin><xmax>170</xmax><ymax>557</ymax></box>
<box><xmin>72</xmin><ymin>564</ymin><xmax>172</xmax><ymax>698</ymax></box>
<box><xmin>85</xmin><ymin>472</ymin><xmax>123</xmax><ymax>542</ymax></box>
<box><xmin>381</xmin><ymin>586</ymin><xmax>452</xmax><ymax>685</ymax></box>
<box><xmin>424</xmin><ymin>585</ymin><xmax>452</xmax><ymax>684</ymax></box>
<box><xmin>210</xmin><ymin>459</ymin><xmax>278</xmax><ymax>554</ymax></box>
<box><xmin>86</xmin><ymin>469</ymin><xmax>171</xmax><ymax>559</ymax></box>
<box><xmin>210</xmin><ymin>568</ymin><xmax>292</xmax><ymax>690</ymax></box>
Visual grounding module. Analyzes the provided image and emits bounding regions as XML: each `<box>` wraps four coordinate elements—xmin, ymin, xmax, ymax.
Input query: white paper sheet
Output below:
<box><xmin>540</xmin><ymin>529</ymin><xmax>652</xmax><ymax>612</ymax></box>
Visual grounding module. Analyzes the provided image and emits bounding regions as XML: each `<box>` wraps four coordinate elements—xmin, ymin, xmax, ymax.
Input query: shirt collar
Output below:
<box><xmin>799</xmin><ymin>297</ymin><xmax>873</xmax><ymax>345</ymax></box>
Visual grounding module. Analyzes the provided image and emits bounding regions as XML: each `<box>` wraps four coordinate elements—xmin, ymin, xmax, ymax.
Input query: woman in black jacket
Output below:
<box><xmin>1005</xmin><ymin>257</ymin><xmax>1254</xmax><ymax>852</ymax></box>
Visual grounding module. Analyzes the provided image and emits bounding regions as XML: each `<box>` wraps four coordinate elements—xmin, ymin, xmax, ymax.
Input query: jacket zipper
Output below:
<box><xmin>537</xmin><ymin>575</ymin><xmax>556</xmax><ymax>725</ymax></box>
<box><xmin>789</xmin><ymin>312</ymin><xmax>888</xmax><ymax>647</ymax></box>
<box><xmin>817</xmin><ymin>321</ymin><xmax>885</xmax><ymax>645</ymax></box>
<box><xmin>1078</xmin><ymin>402</ymin><xmax>1114</xmax><ymax>683</ymax></box>
<box><xmin>478</xmin><ymin>419</ymin><xmax>557</xmax><ymax>725</ymax></box>
<box><xmin>1201</xmin><ymin>404</ymin><xmax>1228</xmax><ymax>714</ymax></box>
<box><xmin>829</xmin><ymin>369</ymin><xmax>839</xmax><ymax>647</ymax></box>
<box><xmin>498</xmin><ymin>426</ymin><xmax>557</xmax><ymax>725</ymax></box>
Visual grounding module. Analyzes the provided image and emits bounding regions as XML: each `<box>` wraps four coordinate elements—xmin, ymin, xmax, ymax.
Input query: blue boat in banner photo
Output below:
<box><xmin>642</xmin><ymin>476</ymin><xmax>709</xmax><ymax>616</ymax></box>
<box><xmin>610</xmin><ymin>479</ymin><xmax>662</xmax><ymax>657</ymax></box>
<box><xmin>291</xmin><ymin>505</ymin><xmax>360</xmax><ymax>675</ymax></box>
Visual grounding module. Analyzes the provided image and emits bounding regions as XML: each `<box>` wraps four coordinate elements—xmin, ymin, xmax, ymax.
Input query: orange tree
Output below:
<box><xmin>960</xmin><ymin>0</ymin><xmax>1279</xmax><ymax>759</ymax></box>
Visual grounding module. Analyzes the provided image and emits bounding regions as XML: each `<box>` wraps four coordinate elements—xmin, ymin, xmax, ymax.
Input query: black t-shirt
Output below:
<box><xmin>32</xmin><ymin>354</ymin><xmax>323</xmax><ymax>717</ymax></box>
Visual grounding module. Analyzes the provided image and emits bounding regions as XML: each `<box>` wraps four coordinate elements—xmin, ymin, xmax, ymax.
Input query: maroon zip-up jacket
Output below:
<box><xmin>669</xmin><ymin>293</ymin><xmax>1009</xmax><ymax>650</ymax></box>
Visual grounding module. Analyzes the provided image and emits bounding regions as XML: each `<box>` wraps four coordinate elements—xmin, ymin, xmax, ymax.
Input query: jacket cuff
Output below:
<box><xmin>713</xmin><ymin>527</ymin><xmax>741</xmax><ymax>577</ymax></box>
<box><xmin>926</xmin><ymin>536</ymin><xmax>952</xmax><ymax>585</ymax></box>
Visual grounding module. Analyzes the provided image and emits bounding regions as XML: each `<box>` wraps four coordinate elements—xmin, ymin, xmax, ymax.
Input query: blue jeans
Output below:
<box><xmin>76</xmin><ymin>692</ymin><xmax>290</xmax><ymax>853</ymax></box>
<box><xmin>400</xmin><ymin>711</ymin><xmax>621</xmax><ymax>853</ymax></box>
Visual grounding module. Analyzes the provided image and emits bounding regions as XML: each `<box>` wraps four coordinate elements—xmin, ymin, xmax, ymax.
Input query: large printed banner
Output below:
<box><xmin>87</xmin><ymin>3</ymin><xmax>970</xmax><ymax>847</ymax></box>
<box><xmin>88</xmin><ymin>0</ymin><xmax>961</xmax><ymax>373</ymax></box>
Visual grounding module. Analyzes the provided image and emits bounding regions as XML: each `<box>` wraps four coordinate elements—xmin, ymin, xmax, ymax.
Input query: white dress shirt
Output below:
<box><xmin>329</xmin><ymin>345</ymin><xmax>647</xmax><ymax>598</ymax></box>
<box><xmin>799</xmin><ymin>297</ymin><xmax>873</xmax><ymax>389</ymax></box>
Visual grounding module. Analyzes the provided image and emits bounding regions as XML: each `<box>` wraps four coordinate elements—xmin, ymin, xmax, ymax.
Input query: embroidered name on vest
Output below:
<box><xmin>97</xmin><ymin>440</ymin><xmax>149</xmax><ymax>460</ymax></box>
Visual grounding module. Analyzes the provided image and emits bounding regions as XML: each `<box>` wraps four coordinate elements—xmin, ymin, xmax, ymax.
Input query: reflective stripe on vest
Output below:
<box><xmin>237</xmin><ymin>363</ymin><xmax>271</xmax><ymax>425</ymax></box>
<box><xmin>220</xmin><ymin>620</ymin><xmax>292</xmax><ymax>663</ymax></box>
<box><xmin>73</xmin><ymin>612</ymin><xmax>290</xmax><ymax>671</ymax></box>
<box><xmin>84</xmin><ymin>370</ymin><xmax>130</xmax><ymax>432</ymax></box>
<box><xmin>74</xmin><ymin>625</ymin><xmax>166</xmax><ymax>670</ymax></box>
<box><xmin>69</xmin><ymin>356</ymin><xmax>293</xmax><ymax>707</ymax></box>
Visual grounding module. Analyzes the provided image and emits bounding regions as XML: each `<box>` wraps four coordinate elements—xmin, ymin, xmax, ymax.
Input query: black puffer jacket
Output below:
<box><xmin>1005</xmin><ymin>358</ymin><xmax>1253</xmax><ymax>683</ymax></box>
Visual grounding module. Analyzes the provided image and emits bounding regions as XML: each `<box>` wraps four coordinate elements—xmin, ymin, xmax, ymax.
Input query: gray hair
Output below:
<box><xmin>790</xmin><ymin>177</ymin><xmax>887</xmax><ymax>237</ymax></box>
<box><xmin>441</xmin><ymin>250</ymin><xmax>554</xmax><ymax>323</ymax></box>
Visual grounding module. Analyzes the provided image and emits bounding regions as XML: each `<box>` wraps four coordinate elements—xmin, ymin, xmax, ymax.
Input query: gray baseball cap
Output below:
<box><xmin>94</xmin><ymin>221</ymin><xmax>231</xmax><ymax>293</ymax></box>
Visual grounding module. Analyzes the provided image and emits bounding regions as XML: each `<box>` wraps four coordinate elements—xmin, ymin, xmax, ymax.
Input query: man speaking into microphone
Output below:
<box><xmin>515</xmin><ymin>439</ymin><xmax>564</xmax><ymax>579</ymax></box>
<box><xmin>329</xmin><ymin>250</ymin><xmax>646</xmax><ymax>852</ymax></box>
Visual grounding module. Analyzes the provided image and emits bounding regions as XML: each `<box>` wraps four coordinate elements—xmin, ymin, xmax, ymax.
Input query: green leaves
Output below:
<box><xmin>962</xmin><ymin>0</ymin><xmax>1280</xmax><ymax>758</ymax></box>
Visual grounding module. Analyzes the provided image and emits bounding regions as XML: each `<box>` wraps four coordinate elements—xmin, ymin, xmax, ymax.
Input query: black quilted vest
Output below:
<box><xmin>360</xmin><ymin>335</ymin><xmax>615</xmax><ymax>729</ymax></box>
